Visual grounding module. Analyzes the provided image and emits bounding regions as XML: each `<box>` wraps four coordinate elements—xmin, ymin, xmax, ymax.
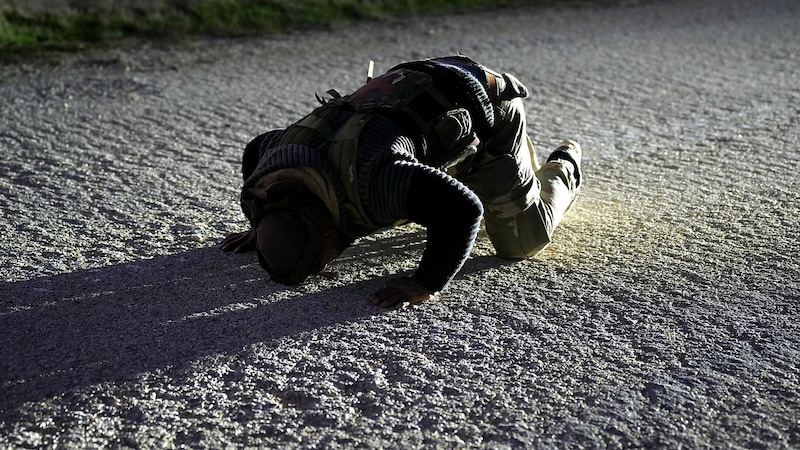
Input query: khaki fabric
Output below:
<box><xmin>458</xmin><ymin>98</ymin><xmax>579</xmax><ymax>259</ymax></box>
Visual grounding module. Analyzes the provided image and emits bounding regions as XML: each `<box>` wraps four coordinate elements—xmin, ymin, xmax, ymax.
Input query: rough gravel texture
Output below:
<box><xmin>1</xmin><ymin>0</ymin><xmax>799</xmax><ymax>448</ymax></box>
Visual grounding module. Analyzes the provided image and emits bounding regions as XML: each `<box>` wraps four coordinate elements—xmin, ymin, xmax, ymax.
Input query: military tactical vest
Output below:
<box><xmin>275</xmin><ymin>58</ymin><xmax>504</xmax><ymax>229</ymax></box>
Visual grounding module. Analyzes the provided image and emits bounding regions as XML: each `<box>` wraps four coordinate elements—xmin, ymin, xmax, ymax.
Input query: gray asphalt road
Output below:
<box><xmin>1</xmin><ymin>0</ymin><xmax>798</xmax><ymax>448</ymax></box>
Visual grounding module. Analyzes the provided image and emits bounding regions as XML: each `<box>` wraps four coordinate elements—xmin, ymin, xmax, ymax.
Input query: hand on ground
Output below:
<box><xmin>219</xmin><ymin>229</ymin><xmax>257</xmax><ymax>253</ymax></box>
<box><xmin>371</xmin><ymin>276</ymin><xmax>437</xmax><ymax>308</ymax></box>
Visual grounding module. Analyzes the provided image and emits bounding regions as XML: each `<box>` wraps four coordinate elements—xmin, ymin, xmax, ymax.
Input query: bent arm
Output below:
<box><xmin>242</xmin><ymin>130</ymin><xmax>285</xmax><ymax>182</ymax></box>
<box><xmin>405</xmin><ymin>166</ymin><xmax>483</xmax><ymax>293</ymax></box>
<box><xmin>224</xmin><ymin>130</ymin><xmax>286</xmax><ymax>253</ymax></box>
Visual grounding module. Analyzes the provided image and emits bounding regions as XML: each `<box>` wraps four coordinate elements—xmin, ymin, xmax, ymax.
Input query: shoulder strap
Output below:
<box><xmin>327</xmin><ymin>111</ymin><xmax>381</xmax><ymax>231</ymax></box>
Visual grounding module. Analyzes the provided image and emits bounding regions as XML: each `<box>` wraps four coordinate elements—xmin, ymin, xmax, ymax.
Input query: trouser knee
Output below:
<box><xmin>484</xmin><ymin>203</ymin><xmax>553</xmax><ymax>259</ymax></box>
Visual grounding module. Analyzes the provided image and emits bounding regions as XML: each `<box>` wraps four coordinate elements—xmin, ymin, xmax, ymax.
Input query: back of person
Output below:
<box><xmin>223</xmin><ymin>55</ymin><xmax>582</xmax><ymax>308</ymax></box>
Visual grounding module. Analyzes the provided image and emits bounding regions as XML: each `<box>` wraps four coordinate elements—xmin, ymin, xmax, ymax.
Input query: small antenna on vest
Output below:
<box><xmin>366</xmin><ymin>60</ymin><xmax>375</xmax><ymax>83</ymax></box>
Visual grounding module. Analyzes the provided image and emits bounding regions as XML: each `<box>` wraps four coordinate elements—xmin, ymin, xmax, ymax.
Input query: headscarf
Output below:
<box><xmin>241</xmin><ymin>181</ymin><xmax>333</xmax><ymax>285</ymax></box>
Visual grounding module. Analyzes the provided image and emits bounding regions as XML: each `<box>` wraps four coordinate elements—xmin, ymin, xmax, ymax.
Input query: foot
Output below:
<box><xmin>546</xmin><ymin>139</ymin><xmax>582</xmax><ymax>189</ymax></box>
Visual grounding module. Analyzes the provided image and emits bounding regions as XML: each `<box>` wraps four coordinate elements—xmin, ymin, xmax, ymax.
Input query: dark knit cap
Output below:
<box><xmin>242</xmin><ymin>181</ymin><xmax>331</xmax><ymax>286</ymax></box>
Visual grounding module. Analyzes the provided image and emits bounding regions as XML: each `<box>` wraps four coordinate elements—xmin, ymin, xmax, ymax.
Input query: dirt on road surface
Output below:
<box><xmin>1</xmin><ymin>0</ymin><xmax>798</xmax><ymax>448</ymax></box>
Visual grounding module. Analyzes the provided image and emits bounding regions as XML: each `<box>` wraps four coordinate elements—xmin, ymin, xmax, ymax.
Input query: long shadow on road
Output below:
<box><xmin>0</xmin><ymin>231</ymin><xmax>513</xmax><ymax>414</ymax></box>
<box><xmin>0</xmin><ymin>245</ymin><xmax>380</xmax><ymax>413</ymax></box>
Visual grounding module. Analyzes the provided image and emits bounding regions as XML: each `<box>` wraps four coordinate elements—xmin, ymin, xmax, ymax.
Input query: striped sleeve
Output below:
<box><xmin>405</xmin><ymin>165</ymin><xmax>483</xmax><ymax>292</ymax></box>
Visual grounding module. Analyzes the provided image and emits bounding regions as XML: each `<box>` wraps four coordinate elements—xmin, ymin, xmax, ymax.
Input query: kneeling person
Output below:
<box><xmin>221</xmin><ymin>55</ymin><xmax>583</xmax><ymax>308</ymax></box>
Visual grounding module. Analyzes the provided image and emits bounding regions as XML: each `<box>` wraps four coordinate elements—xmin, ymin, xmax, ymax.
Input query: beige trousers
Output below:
<box><xmin>458</xmin><ymin>98</ymin><xmax>580</xmax><ymax>259</ymax></box>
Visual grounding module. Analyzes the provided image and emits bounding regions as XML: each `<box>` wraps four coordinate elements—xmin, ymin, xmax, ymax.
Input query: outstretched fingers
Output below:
<box><xmin>219</xmin><ymin>229</ymin><xmax>257</xmax><ymax>253</ymax></box>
